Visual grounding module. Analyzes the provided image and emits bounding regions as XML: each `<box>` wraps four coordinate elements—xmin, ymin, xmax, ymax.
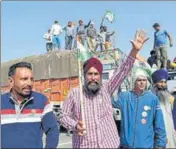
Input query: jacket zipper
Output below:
<box><xmin>19</xmin><ymin>97</ymin><xmax>34</xmax><ymax>113</ymax></box>
<box><xmin>132</xmin><ymin>96</ymin><xmax>139</xmax><ymax>147</ymax></box>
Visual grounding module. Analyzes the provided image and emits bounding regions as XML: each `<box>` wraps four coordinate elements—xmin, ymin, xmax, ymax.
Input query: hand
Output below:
<box><xmin>170</xmin><ymin>43</ymin><xmax>173</xmax><ymax>47</ymax></box>
<box><xmin>130</xmin><ymin>29</ymin><xmax>149</xmax><ymax>51</ymax></box>
<box><xmin>75</xmin><ymin>121</ymin><xmax>86</xmax><ymax>136</ymax></box>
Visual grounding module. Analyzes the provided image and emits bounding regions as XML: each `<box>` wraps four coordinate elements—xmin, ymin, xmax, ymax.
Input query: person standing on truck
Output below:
<box><xmin>112</xmin><ymin>70</ymin><xmax>166</xmax><ymax>148</ymax></box>
<box><xmin>153</xmin><ymin>23</ymin><xmax>173</xmax><ymax>69</ymax></box>
<box><xmin>76</xmin><ymin>20</ymin><xmax>91</xmax><ymax>47</ymax></box>
<box><xmin>104</xmin><ymin>26</ymin><xmax>115</xmax><ymax>50</ymax></box>
<box><xmin>1</xmin><ymin>62</ymin><xmax>59</xmax><ymax>148</ymax></box>
<box><xmin>50</xmin><ymin>20</ymin><xmax>63</xmax><ymax>50</ymax></box>
<box><xmin>59</xmin><ymin>29</ymin><xmax>149</xmax><ymax>148</ymax></box>
<box><xmin>86</xmin><ymin>21</ymin><xmax>97</xmax><ymax>51</ymax></box>
<box><xmin>151</xmin><ymin>69</ymin><xmax>176</xmax><ymax>148</ymax></box>
<box><xmin>63</xmin><ymin>21</ymin><xmax>75</xmax><ymax>50</ymax></box>
<box><xmin>95</xmin><ymin>25</ymin><xmax>106</xmax><ymax>51</ymax></box>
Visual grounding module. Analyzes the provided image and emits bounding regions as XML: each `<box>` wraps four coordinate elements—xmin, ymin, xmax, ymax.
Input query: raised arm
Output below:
<box><xmin>107</xmin><ymin>31</ymin><xmax>115</xmax><ymax>36</ymax></box>
<box><xmin>107</xmin><ymin>29</ymin><xmax>149</xmax><ymax>95</ymax></box>
<box><xmin>84</xmin><ymin>20</ymin><xmax>91</xmax><ymax>29</ymax></box>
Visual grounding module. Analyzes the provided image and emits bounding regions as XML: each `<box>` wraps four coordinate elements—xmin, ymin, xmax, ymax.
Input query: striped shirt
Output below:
<box><xmin>59</xmin><ymin>55</ymin><xmax>135</xmax><ymax>148</ymax></box>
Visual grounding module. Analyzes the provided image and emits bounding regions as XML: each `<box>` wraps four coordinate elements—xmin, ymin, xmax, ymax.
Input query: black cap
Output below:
<box><xmin>153</xmin><ymin>23</ymin><xmax>160</xmax><ymax>28</ymax></box>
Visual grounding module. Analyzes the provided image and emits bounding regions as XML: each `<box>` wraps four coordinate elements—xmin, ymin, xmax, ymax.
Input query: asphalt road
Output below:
<box><xmin>58</xmin><ymin>132</ymin><xmax>72</xmax><ymax>148</ymax></box>
<box><xmin>43</xmin><ymin>127</ymin><xmax>72</xmax><ymax>148</ymax></box>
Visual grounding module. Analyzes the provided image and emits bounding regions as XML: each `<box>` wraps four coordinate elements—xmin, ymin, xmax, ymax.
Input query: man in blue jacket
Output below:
<box><xmin>1</xmin><ymin>62</ymin><xmax>59</xmax><ymax>148</ymax></box>
<box><xmin>112</xmin><ymin>69</ymin><xmax>166</xmax><ymax>148</ymax></box>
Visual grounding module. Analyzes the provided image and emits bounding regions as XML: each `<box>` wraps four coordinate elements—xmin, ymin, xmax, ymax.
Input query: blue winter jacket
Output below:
<box><xmin>1</xmin><ymin>91</ymin><xmax>59</xmax><ymax>148</ymax></box>
<box><xmin>112</xmin><ymin>91</ymin><xmax>166</xmax><ymax>148</ymax></box>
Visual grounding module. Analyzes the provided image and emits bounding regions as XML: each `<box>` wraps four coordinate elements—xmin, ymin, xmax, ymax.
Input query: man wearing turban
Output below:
<box><xmin>112</xmin><ymin>69</ymin><xmax>166</xmax><ymax>148</ymax></box>
<box><xmin>59</xmin><ymin>30</ymin><xmax>149</xmax><ymax>148</ymax></box>
<box><xmin>151</xmin><ymin>69</ymin><xmax>176</xmax><ymax>148</ymax></box>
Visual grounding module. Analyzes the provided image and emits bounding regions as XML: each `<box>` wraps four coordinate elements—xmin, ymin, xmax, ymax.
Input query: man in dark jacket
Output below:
<box><xmin>147</xmin><ymin>50</ymin><xmax>157</xmax><ymax>67</ymax></box>
<box><xmin>1</xmin><ymin>62</ymin><xmax>59</xmax><ymax>148</ymax></box>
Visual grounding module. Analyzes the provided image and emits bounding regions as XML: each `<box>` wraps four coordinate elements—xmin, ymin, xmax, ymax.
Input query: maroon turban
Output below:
<box><xmin>83</xmin><ymin>57</ymin><xmax>103</xmax><ymax>74</ymax></box>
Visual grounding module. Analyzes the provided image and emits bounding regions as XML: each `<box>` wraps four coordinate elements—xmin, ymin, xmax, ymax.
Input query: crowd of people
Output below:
<box><xmin>1</xmin><ymin>24</ymin><xmax>176</xmax><ymax>148</ymax></box>
<box><xmin>43</xmin><ymin>20</ymin><xmax>115</xmax><ymax>52</ymax></box>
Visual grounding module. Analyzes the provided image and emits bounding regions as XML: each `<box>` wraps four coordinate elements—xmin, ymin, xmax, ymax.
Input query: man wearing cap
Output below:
<box><xmin>151</xmin><ymin>69</ymin><xmax>176</xmax><ymax>148</ymax></box>
<box><xmin>153</xmin><ymin>23</ymin><xmax>173</xmax><ymax>69</ymax></box>
<box><xmin>59</xmin><ymin>29</ymin><xmax>149</xmax><ymax>148</ymax></box>
<box><xmin>112</xmin><ymin>69</ymin><xmax>166</xmax><ymax>148</ymax></box>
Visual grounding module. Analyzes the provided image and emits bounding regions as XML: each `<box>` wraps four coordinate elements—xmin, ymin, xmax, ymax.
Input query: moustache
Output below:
<box><xmin>23</xmin><ymin>86</ymin><xmax>32</xmax><ymax>90</ymax></box>
<box><xmin>88</xmin><ymin>81</ymin><xmax>99</xmax><ymax>85</ymax></box>
<box><xmin>157</xmin><ymin>86</ymin><xmax>167</xmax><ymax>91</ymax></box>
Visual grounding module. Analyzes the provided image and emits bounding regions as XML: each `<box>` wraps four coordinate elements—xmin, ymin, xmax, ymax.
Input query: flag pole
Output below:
<box><xmin>77</xmin><ymin>48</ymin><xmax>86</xmax><ymax>134</ymax></box>
<box><xmin>100</xmin><ymin>12</ymin><xmax>106</xmax><ymax>27</ymax></box>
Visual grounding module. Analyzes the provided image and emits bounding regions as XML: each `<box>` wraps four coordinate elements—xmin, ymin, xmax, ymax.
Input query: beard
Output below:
<box><xmin>84</xmin><ymin>79</ymin><xmax>102</xmax><ymax>96</ymax></box>
<box><xmin>156</xmin><ymin>86</ymin><xmax>170</xmax><ymax>103</ymax></box>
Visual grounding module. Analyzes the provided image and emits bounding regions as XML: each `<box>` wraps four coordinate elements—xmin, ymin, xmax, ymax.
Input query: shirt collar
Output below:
<box><xmin>8</xmin><ymin>90</ymin><xmax>34</xmax><ymax>105</ymax></box>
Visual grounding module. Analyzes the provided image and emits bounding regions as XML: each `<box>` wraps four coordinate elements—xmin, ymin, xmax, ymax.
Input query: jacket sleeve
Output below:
<box><xmin>153</xmin><ymin>97</ymin><xmax>166</xmax><ymax>148</ymax></box>
<box><xmin>111</xmin><ymin>92</ymin><xmax>123</xmax><ymax>109</ymax></box>
<box><xmin>107</xmin><ymin>55</ymin><xmax>135</xmax><ymax>96</ymax></box>
<box><xmin>42</xmin><ymin>99</ymin><xmax>59</xmax><ymax>149</ymax></box>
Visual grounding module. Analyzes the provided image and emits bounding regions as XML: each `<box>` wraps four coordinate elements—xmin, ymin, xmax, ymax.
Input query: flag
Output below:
<box><xmin>104</xmin><ymin>10</ymin><xmax>115</xmax><ymax>23</ymax></box>
<box><xmin>77</xmin><ymin>41</ymin><xmax>92</xmax><ymax>62</ymax></box>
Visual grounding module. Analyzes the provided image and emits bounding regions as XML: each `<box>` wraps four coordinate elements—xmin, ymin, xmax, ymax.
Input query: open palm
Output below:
<box><xmin>130</xmin><ymin>29</ymin><xmax>149</xmax><ymax>51</ymax></box>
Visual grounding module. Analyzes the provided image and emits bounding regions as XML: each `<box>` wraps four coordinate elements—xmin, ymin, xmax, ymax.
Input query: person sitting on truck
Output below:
<box><xmin>147</xmin><ymin>50</ymin><xmax>157</xmax><ymax>68</ymax></box>
<box><xmin>43</xmin><ymin>29</ymin><xmax>53</xmax><ymax>52</ymax></box>
<box><xmin>59</xmin><ymin>29</ymin><xmax>149</xmax><ymax>148</ymax></box>
<box><xmin>1</xmin><ymin>62</ymin><xmax>59</xmax><ymax>148</ymax></box>
<box><xmin>112</xmin><ymin>69</ymin><xmax>166</xmax><ymax>148</ymax></box>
